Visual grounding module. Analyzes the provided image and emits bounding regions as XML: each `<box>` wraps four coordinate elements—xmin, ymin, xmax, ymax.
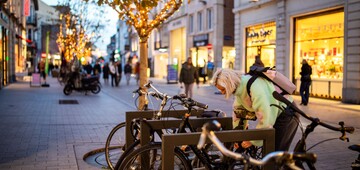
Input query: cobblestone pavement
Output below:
<box><xmin>0</xmin><ymin>75</ymin><xmax>359</xmax><ymax>170</ymax></box>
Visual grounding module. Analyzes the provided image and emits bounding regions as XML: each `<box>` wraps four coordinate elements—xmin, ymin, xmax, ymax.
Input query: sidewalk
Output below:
<box><xmin>0</xmin><ymin>75</ymin><xmax>359</xmax><ymax>170</ymax></box>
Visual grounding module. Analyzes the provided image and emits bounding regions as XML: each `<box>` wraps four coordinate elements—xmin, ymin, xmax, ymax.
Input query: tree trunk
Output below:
<box><xmin>138</xmin><ymin>41</ymin><xmax>148</xmax><ymax>109</ymax></box>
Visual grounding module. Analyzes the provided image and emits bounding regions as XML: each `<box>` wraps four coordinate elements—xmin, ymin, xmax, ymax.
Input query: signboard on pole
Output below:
<box><xmin>30</xmin><ymin>73</ymin><xmax>41</xmax><ymax>87</ymax></box>
<box><xmin>167</xmin><ymin>64</ymin><xmax>178</xmax><ymax>84</ymax></box>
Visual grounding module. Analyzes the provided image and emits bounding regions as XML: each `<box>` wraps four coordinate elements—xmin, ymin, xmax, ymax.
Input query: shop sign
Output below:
<box><xmin>168</xmin><ymin>17</ymin><xmax>186</xmax><ymax>31</ymax></box>
<box><xmin>24</xmin><ymin>0</ymin><xmax>30</xmax><ymax>16</ymax></box>
<box><xmin>193</xmin><ymin>34</ymin><xmax>209</xmax><ymax>47</ymax></box>
<box><xmin>167</xmin><ymin>64</ymin><xmax>178</xmax><ymax>84</ymax></box>
<box><xmin>246</xmin><ymin>22</ymin><xmax>276</xmax><ymax>46</ymax></box>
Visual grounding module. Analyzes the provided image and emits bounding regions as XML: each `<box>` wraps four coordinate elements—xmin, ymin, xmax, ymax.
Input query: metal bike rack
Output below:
<box><xmin>124</xmin><ymin>110</ymin><xmax>275</xmax><ymax>170</ymax></box>
<box><xmin>162</xmin><ymin>128</ymin><xmax>275</xmax><ymax>170</ymax></box>
<box><xmin>139</xmin><ymin>116</ymin><xmax>233</xmax><ymax>170</ymax></box>
<box><xmin>124</xmin><ymin>110</ymin><xmax>232</xmax><ymax>169</ymax></box>
<box><xmin>125</xmin><ymin>110</ymin><xmax>205</xmax><ymax>148</ymax></box>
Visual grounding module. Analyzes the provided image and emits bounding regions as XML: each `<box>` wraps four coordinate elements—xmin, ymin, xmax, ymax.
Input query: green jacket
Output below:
<box><xmin>233</xmin><ymin>74</ymin><xmax>293</xmax><ymax>146</ymax></box>
<box><xmin>179</xmin><ymin>62</ymin><xmax>198</xmax><ymax>84</ymax></box>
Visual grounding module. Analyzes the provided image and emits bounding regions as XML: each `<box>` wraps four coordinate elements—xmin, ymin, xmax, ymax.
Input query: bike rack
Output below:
<box><xmin>125</xmin><ymin>109</ymin><xmax>206</xmax><ymax>147</ymax></box>
<box><xmin>162</xmin><ymin>128</ymin><xmax>275</xmax><ymax>170</ymax></box>
<box><xmin>124</xmin><ymin>110</ymin><xmax>275</xmax><ymax>170</ymax></box>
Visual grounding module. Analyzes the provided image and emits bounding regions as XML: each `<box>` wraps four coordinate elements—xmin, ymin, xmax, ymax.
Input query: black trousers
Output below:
<box><xmin>111</xmin><ymin>74</ymin><xmax>116</xmax><ymax>87</ymax></box>
<box><xmin>273</xmin><ymin>109</ymin><xmax>299</xmax><ymax>151</ymax></box>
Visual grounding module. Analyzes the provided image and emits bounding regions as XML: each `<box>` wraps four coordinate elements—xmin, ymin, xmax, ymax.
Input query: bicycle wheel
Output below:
<box><xmin>190</xmin><ymin>143</ymin><xmax>224</xmax><ymax>169</ymax></box>
<box><xmin>118</xmin><ymin>142</ymin><xmax>191</xmax><ymax>170</ymax></box>
<box><xmin>227</xmin><ymin>145</ymin><xmax>262</xmax><ymax>170</ymax></box>
<box><xmin>105</xmin><ymin>122</ymin><xmax>127</xmax><ymax>170</ymax></box>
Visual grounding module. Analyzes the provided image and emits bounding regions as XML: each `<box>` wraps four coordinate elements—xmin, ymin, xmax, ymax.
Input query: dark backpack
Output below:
<box><xmin>246</xmin><ymin>65</ymin><xmax>296</xmax><ymax>98</ymax></box>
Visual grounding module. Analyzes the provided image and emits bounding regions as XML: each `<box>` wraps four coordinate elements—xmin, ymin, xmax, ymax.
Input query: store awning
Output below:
<box><xmin>15</xmin><ymin>34</ymin><xmax>33</xmax><ymax>43</ymax></box>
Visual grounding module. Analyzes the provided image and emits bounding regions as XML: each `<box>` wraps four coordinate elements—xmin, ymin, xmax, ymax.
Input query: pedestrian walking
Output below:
<box><xmin>102</xmin><ymin>62</ymin><xmax>110</xmax><ymax>84</ymax></box>
<box><xmin>116</xmin><ymin>61</ymin><xmax>122</xmax><ymax>86</ymax></box>
<box><xmin>179</xmin><ymin>57</ymin><xmax>199</xmax><ymax>98</ymax></box>
<box><xmin>134</xmin><ymin>61</ymin><xmax>140</xmax><ymax>85</ymax></box>
<box><xmin>206</xmin><ymin>58</ymin><xmax>215</xmax><ymax>82</ymax></box>
<box><xmin>124</xmin><ymin>60</ymin><xmax>132</xmax><ymax>86</ymax></box>
<box><xmin>300</xmin><ymin>59</ymin><xmax>312</xmax><ymax>106</ymax></box>
<box><xmin>109</xmin><ymin>62</ymin><xmax>117</xmax><ymax>87</ymax></box>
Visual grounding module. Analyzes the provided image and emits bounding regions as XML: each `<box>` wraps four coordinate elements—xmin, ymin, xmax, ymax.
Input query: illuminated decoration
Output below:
<box><xmin>88</xmin><ymin>0</ymin><xmax>183</xmax><ymax>108</ymax></box>
<box><xmin>56</xmin><ymin>13</ymin><xmax>94</xmax><ymax>64</ymax></box>
<box><xmin>88</xmin><ymin>0</ymin><xmax>183</xmax><ymax>43</ymax></box>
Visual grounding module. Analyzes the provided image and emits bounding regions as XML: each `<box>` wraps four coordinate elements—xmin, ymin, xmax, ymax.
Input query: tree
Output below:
<box><xmin>88</xmin><ymin>0</ymin><xmax>183</xmax><ymax>108</ymax></box>
<box><xmin>55</xmin><ymin>0</ymin><xmax>110</xmax><ymax>67</ymax></box>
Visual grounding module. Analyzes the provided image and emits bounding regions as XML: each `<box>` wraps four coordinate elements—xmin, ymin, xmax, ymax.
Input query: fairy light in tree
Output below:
<box><xmin>86</xmin><ymin>0</ymin><xmax>183</xmax><ymax>108</ymax></box>
<box><xmin>57</xmin><ymin>12</ymin><xmax>96</xmax><ymax>63</ymax></box>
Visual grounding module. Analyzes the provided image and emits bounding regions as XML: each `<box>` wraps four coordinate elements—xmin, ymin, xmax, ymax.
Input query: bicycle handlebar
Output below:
<box><xmin>173</xmin><ymin>94</ymin><xmax>209</xmax><ymax>109</ymax></box>
<box><xmin>198</xmin><ymin>120</ymin><xmax>317</xmax><ymax>170</ymax></box>
<box><xmin>136</xmin><ymin>81</ymin><xmax>209</xmax><ymax>112</ymax></box>
<box><xmin>272</xmin><ymin>91</ymin><xmax>355</xmax><ymax>139</ymax></box>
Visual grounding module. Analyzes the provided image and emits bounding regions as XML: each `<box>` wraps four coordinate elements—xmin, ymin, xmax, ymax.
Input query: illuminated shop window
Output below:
<box><xmin>294</xmin><ymin>10</ymin><xmax>344</xmax><ymax>80</ymax></box>
<box><xmin>245</xmin><ymin>21</ymin><xmax>276</xmax><ymax>71</ymax></box>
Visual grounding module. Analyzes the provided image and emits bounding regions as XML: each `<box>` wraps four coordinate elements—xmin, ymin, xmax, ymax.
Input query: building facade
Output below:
<box><xmin>187</xmin><ymin>0</ymin><xmax>234</xmax><ymax>72</ymax></box>
<box><xmin>36</xmin><ymin>1</ymin><xmax>60</xmax><ymax>72</ymax></box>
<box><xmin>1</xmin><ymin>0</ymin><xmax>27</xmax><ymax>89</ymax></box>
<box><xmin>233</xmin><ymin>0</ymin><xmax>360</xmax><ymax>104</ymax></box>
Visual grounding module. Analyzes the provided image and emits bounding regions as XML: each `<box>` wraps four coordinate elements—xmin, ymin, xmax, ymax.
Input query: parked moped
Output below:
<box><xmin>63</xmin><ymin>74</ymin><xmax>101</xmax><ymax>95</ymax></box>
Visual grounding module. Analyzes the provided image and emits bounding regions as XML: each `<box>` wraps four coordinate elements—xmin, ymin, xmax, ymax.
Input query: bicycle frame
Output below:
<box><xmin>272</xmin><ymin>91</ymin><xmax>354</xmax><ymax>170</ymax></box>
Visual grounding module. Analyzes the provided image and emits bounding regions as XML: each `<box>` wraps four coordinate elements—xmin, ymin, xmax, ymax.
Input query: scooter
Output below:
<box><xmin>63</xmin><ymin>75</ymin><xmax>101</xmax><ymax>95</ymax></box>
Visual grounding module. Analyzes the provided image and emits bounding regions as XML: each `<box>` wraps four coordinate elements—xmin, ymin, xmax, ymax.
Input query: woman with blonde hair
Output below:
<box><xmin>212</xmin><ymin>68</ymin><xmax>299</xmax><ymax>151</ymax></box>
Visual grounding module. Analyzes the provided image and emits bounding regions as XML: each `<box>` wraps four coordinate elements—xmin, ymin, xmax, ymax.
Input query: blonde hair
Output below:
<box><xmin>212</xmin><ymin>68</ymin><xmax>243</xmax><ymax>99</ymax></box>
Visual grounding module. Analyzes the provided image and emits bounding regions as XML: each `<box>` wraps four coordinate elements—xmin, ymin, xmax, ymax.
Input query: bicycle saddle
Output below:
<box><xmin>349</xmin><ymin>144</ymin><xmax>360</xmax><ymax>153</ymax></box>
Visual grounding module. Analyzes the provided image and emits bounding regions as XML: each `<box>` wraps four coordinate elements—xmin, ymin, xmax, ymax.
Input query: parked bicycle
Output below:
<box><xmin>349</xmin><ymin>144</ymin><xmax>360</xmax><ymax>170</ymax></box>
<box><xmin>104</xmin><ymin>81</ymin><xmax>171</xmax><ymax>169</ymax></box>
<box><xmin>272</xmin><ymin>91</ymin><xmax>355</xmax><ymax>169</ymax></box>
<box><xmin>117</xmin><ymin>92</ymin><xmax>264</xmax><ymax>170</ymax></box>
<box><xmin>198</xmin><ymin>120</ymin><xmax>317</xmax><ymax>170</ymax></box>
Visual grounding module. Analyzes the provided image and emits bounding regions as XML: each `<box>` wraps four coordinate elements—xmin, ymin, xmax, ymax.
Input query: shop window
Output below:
<box><xmin>245</xmin><ymin>21</ymin><xmax>276</xmax><ymax>71</ymax></box>
<box><xmin>294</xmin><ymin>10</ymin><xmax>344</xmax><ymax>80</ymax></box>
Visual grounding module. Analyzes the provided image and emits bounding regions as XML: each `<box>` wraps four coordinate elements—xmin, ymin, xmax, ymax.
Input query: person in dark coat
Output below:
<box><xmin>179</xmin><ymin>57</ymin><xmax>199</xmax><ymax>98</ymax></box>
<box><xmin>299</xmin><ymin>59</ymin><xmax>312</xmax><ymax>106</ymax></box>
<box><xmin>124</xmin><ymin>60</ymin><xmax>132</xmax><ymax>85</ymax></box>
<box><xmin>84</xmin><ymin>62</ymin><xmax>93</xmax><ymax>75</ymax></box>
<box><xmin>93</xmin><ymin>61</ymin><xmax>101</xmax><ymax>76</ymax></box>
<box><xmin>116</xmin><ymin>61</ymin><xmax>122</xmax><ymax>86</ymax></box>
<box><xmin>253</xmin><ymin>55</ymin><xmax>265</xmax><ymax>67</ymax></box>
<box><xmin>102</xmin><ymin>62</ymin><xmax>110</xmax><ymax>84</ymax></box>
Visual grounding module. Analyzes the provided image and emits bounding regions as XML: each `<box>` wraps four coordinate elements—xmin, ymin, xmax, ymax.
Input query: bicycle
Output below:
<box><xmin>117</xmin><ymin>93</ymin><xmax>262</xmax><ymax>170</ymax></box>
<box><xmin>272</xmin><ymin>91</ymin><xmax>355</xmax><ymax>169</ymax></box>
<box><xmin>197</xmin><ymin>120</ymin><xmax>317</xmax><ymax>170</ymax></box>
<box><xmin>105</xmin><ymin>81</ymin><xmax>171</xmax><ymax>170</ymax></box>
<box><xmin>349</xmin><ymin>144</ymin><xmax>360</xmax><ymax>170</ymax></box>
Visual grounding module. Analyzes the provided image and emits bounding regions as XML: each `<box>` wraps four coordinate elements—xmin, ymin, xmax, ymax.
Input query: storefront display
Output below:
<box><xmin>294</xmin><ymin>9</ymin><xmax>344</xmax><ymax>99</ymax></box>
<box><xmin>245</xmin><ymin>21</ymin><xmax>276</xmax><ymax>71</ymax></box>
